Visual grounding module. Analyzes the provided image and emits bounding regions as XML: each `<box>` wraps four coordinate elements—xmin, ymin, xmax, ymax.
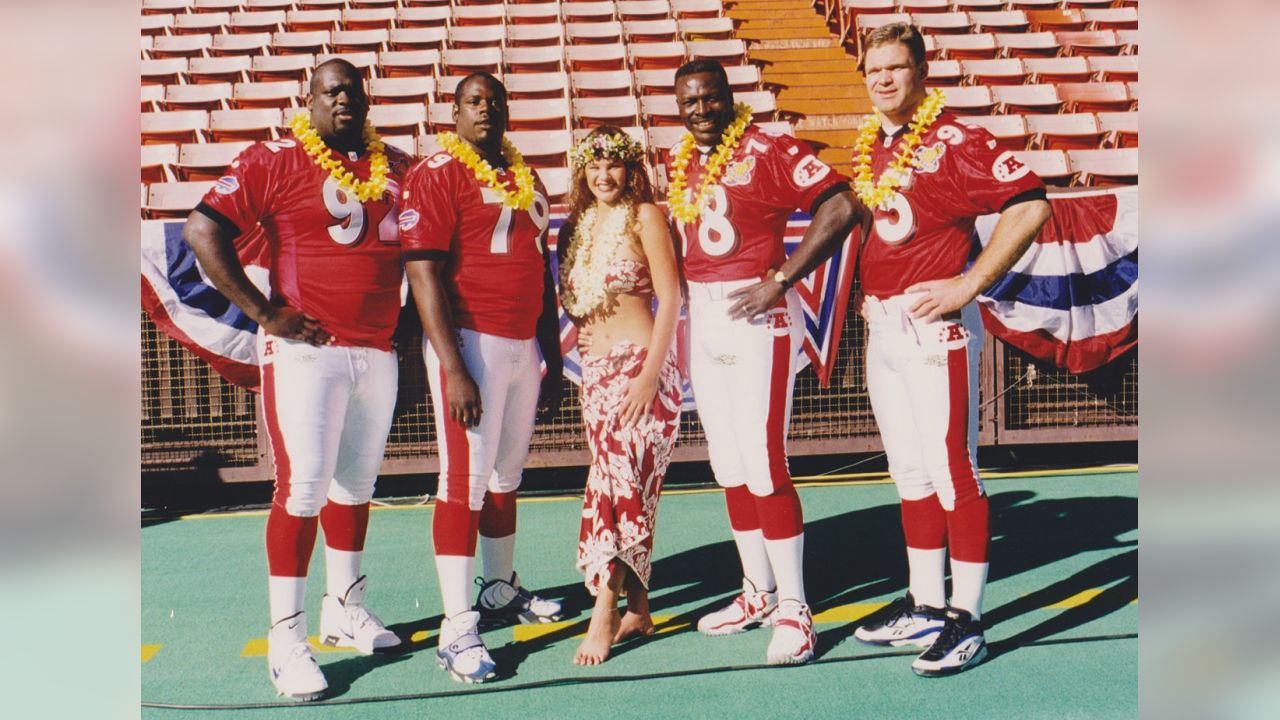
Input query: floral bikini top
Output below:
<box><xmin>602</xmin><ymin>257</ymin><xmax>652</xmax><ymax>295</ymax></box>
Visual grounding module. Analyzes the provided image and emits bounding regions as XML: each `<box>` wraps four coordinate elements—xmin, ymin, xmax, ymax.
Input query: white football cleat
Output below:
<box><xmin>267</xmin><ymin>612</ymin><xmax>327</xmax><ymax>702</ymax></box>
<box><xmin>319</xmin><ymin>575</ymin><xmax>401</xmax><ymax>655</ymax></box>
<box><xmin>437</xmin><ymin>610</ymin><xmax>498</xmax><ymax>684</ymax></box>
<box><xmin>766</xmin><ymin>599</ymin><xmax>816</xmax><ymax>666</ymax></box>
<box><xmin>853</xmin><ymin>593</ymin><xmax>947</xmax><ymax>648</ymax></box>
<box><xmin>697</xmin><ymin>578</ymin><xmax>778</xmax><ymax>636</ymax></box>
<box><xmin>474</xmin><ymin>572</ymin><xmax>563</xmax><ymax>626</ymax></box>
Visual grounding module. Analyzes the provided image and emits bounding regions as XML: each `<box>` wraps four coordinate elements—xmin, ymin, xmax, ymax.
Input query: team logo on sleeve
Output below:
<box><xmin>398</xmin><ymin>208</ymin><xmax>420</xmax><ymax>231</ymax></box>
<box><xmin>792</xmin><ymin>155</ymin><xmax>831</xmax><ymax>187</ymax></box>
<box><xmin>721</xmin><ymin>156</ymin><xmax>757</xmax><ymax>187</ymax></box>
<box><xmin>214</xmin><ymin>176</ymin><xmax>240</xmax><ymax>195</ymax></box>
<box><xmin>426</xmin><ymin>153</ymin><xmax>452</xmax><ymax>169</ymax></box>
<box><xmin>992</xmin><ymin>151</ymin><xmax>1032</xmax><ymax>183</ymax></box>
<box><xmin>914</xmin><ymin>142</ymin><xmax>947</xmax><ymax>174</ymax></box>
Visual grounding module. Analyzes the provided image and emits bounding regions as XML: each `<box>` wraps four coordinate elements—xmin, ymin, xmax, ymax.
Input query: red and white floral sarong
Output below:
<box><xmin>576</xmin><ymin>341</ymin><xmax>681</xmax><ymax>595</ymax></box>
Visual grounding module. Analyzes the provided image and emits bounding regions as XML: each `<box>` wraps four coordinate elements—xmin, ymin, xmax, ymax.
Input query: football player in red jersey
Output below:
<box><xmin>183</xmin><ymin>59</ymin><xmax>411</xmax><ymax>701</ymax></box>
<box><xmin>848</xmin><ymin>23</ymin><xmax>1052</xmax><ymax>677</ymax></box>
<box><xmin>667</xmin><ymin>60</ymin><xmax>862</xmax><ymax>665</ymax></box>
<box><xmin>399</xmin><ymin>73</ymin><xmax>564</xmax><ymax>684</ymax></box>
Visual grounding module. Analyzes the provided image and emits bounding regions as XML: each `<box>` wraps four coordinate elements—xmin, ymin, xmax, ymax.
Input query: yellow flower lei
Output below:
<box><xmin>436</xmin><ymin>131</ymin><xmax>536</xmax><ymax>210</ymax></box>
<box><xmin>289</xmin><ymin>112</ymin><xmax>389</xmax><ymax>203</ymax></box>
<box><xmin>852</xmin><ymin>88</ymin><xmax>947</xmax><ymax>211</ymax></box>
<box><xmin>666</xmin><ymin>103</ymin><xmax>753</xmax><ymax>224</ymax></box>
<box><xmin>559</xmin><ymin>202</ymin><xmax>631</xmax><ymax>319</ymax></box>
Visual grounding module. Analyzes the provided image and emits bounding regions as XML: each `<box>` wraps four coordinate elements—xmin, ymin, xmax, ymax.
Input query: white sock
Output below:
<box><xmin>906</xmin><ymin>547</ymin><xmax>947</xmax><ymax>609</ymax></box>
<box><xmin>324</xmin><ymin>547</ymin><xmax>362</xmax><ymax>600</ymax></box>
<box><xmin>731</xmin><ymin>529</ymin><xmax>776</xmax><ymax>593</ymax></box>
<box><xmin>268</xmin><ymin>575</ymin><xmax>307</xmax><ymax>627</ymax></box>
<box><xmin>763</xmin><ymin>534</ymin><xmax>806</xmax><ymax>605</ymax></box>
<box><xmin>478</xmin><ymin>533</ymin><xmax>515</xmax><ymax>584</ymax></box>
<box><xmin>950</xmin><ymin>559</ymin><xmax>989</xmax><ymax>619</ymax></box>
<box><xmin>435</xmin><ymin>554</ymin><xmax>475</xmax><ymax>619</ymax></box>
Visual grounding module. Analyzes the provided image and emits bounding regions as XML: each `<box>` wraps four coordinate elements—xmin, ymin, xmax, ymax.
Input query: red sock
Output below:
<box><xmin>319</xmin><ymin>500</ymin><xmax>370</xmax><ymax>552</ymax></box>
<box><xmin>265</xmin><ymin>504</ymin><xmax>319</xmax><ymax>576</ymax></box>
<box><xmin>478</xmin><ymin>490</ymin><xmax>517</xmax><ymax>538</ymax></box>
<box><xmin>901</xmin><ymin>495</ymin><xmax>947</xmax><ymax>551</ymax></box>
<box><xmin>756</xmin><ymin>483</ymin><xmax>804</xmax><ymax>540</ymax></box>
<box><xmin>724</xmin><ymin>484</ymin><xmax>761</xmax><ymax>532</ymax></box>
<box><xmin>433</xmin><ymin>498</ymin><xmax>480</xmax><ymax>557</ymax></box>
<box><xmin>947</xmin><ymin>494</ymin><xmax>990</xmax><ymax>563</ymax></box>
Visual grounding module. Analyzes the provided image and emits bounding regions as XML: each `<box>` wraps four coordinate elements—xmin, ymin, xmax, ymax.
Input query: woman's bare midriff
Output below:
<box><xmin>580</xmin><ymin>291</ymin><xmax>655</xmax><ymax>358</ymax></box>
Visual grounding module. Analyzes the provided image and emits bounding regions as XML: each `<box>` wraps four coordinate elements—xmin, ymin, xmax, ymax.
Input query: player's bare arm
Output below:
<box><xmin>406</xmin><ymin>258</ymin><xmax>483</xmax><ymax>427</ymax></box>
<box><xmin>727</xmin><ymin>189</ymin><xmax>863</xmax><ymax>321</ymax></box>
<box><xmin>183</xmin><ymin>210</ymin><xmax>333</xmax><ymax>346</ymax></box>
<box><xmin>535</xmin><ymin>231</ymin><xmax>564</xmax><ymax>421</ymax></box>
<box><xmin>619</xmin><ymin>202</ymin><xmax>682</xmax><ymax>428</ymax></box>
<box><xmin>907</xmin><ymin>198</ymin><xmax>1051</xmax><ymax>321</ymax></box>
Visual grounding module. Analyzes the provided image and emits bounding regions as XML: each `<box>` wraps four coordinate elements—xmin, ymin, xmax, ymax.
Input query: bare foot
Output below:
<box><xmin>573</xmin><ymin>608</ymin><xmax>620</xmax><ymax>665</ymax></box>
<box><xmin>613</xmin><ymin>611</ymin><xmax>656</xmax><ymax>643</ymax></box>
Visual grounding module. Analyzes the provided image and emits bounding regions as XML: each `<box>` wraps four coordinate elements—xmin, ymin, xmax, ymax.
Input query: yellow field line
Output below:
<box><xmin>178</xmin><ymin>465</ymin><xmax>1137</xmax><ymax>520</ymax></box>
<box><xmin>1042</xmin><ymin>588</ymin><xmax>1139</xmax><ymax>609</ymax></box>
<box><xmin>142</xmin><ymin>644</ymin><xmax>162</xmax><ymax>663</ymax></box>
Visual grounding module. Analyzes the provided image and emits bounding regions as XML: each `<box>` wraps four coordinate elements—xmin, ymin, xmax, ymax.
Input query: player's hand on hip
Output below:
<box><xmin>444</xmin><ymin>368</ymin><xmax>483</xmax><ymax>427</ymax></box>
<box><xmin>619</xmin><ymin>374</ymin><xmax>658</xmax><ymax>428</ymax></box>
<box><xmin>261</xmin><ymin>306</ymin><xmax>333</xmax><ymax>346</ymax></box>
<box><xmin>906</xmin><ymin>276</ymin><xmax>978</xmax><ymax>322</ymax></box>
<box><xmin>727</xmin><ymin>280</ymin><xmax>783</xmax><ymax>322</ymax></box>
<box><xmin>536</xmin><ymin>373</ymin><xmax>562</xmax><ymax>422</ymax></box>
<box><xmin>575</xmin><ymin>326</ymin><xmax>594</xmax><ymax>357</ymax></box>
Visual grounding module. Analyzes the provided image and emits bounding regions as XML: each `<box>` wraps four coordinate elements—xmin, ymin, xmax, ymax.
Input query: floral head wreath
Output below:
<box><xmin>570</xmin><ymin>132</ymin><xmax>644</xmax><ymax>169</ymax></box>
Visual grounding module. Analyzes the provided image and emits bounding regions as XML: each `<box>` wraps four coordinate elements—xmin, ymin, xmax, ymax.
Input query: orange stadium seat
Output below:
<box><xmin>935</xmin><ymin>33</ymin><xmax>998</xmax><ymax>60</ymax></box>
<box><xmin>295</xmin><ymin>0</ymin><xmax>347</xmax><ymax>10</ymax></box>
<box><xmin>672</xmin><ymin>0</ymin><xmax>724</xmax><ymax>19</ymax></box>
<box><xmin>572</xmin><ymin>70</ymin><xmax>636</xmax><ymax>97</ymax></box>
<box><xmin>449</xmin><ymin>25</ymin><xmax>506</xmax><ymax>49</ymax></box>
<box><xmin>625</xmin><ymin>20</ymin><xmax>681</xmax><ymax>44</ymax></box>
<box><xmin>164</xmin><ymin>83</ymin><xmax>234</xmax><ymax>112</ymax></box>
<box><xmin>369</xmin><ymin>104</ymin><xmax>427</xmax><ymax>135</ymax></box>
<box><xmin>509</xmin><ymin>98</ymin><xmax>572</xmax><ymax>130</ymax></box>
<box><xmin>507</xmin><ymin>3</ymin><xmax>561</xmax><ymax>25</ymax></box>
<box><xmin>1009</xmin><ymin>0</ymin><xmax>1067</xmax><ymax>11</ymax></box>
<box><xmin>272</xmin><ymin>31</ymin><xmax>331</xmax><ymax>55</ymax></box>
<box><xmin>960</xmin><ymin>114</ymin><xmax>1030</xmax><ymax>151</ymax></box>
<box><xmin>1057</xmin><ymin>30</ymin><xmax>1124</xmax><ymax>57</ymax></box>
<box><xmin>451</xmin><ymin>5</ymin><xmax>506</xmax><ymax>26</ymax></box>
<box><xmin>229</xmin><ymin>11</ymin><xmax>286</xmax><ymax>34</ymax></box>
<box><xmin>1013</xmin><ymin>149</ymin><xmax>1075</xmax><ymax>186</ymax></box>
<box><xmin>193</xmin><ymin>0</ymin><xmax>240</xmax><ymax>12</ymax></box>
<box><xmin>251</xmin><ymin>54</ymin><xmax>316</xmax><ymax>82</ymax></box>
<box><xmin>330</xmin><ymin>29</ymin><xmax>389</xmax><ymax>53</ymax></box>
<box><xmin>142</xmin><ymin>58</ymin><xmax>190</xmax><ymax>86</ymax></box>
<box><xmin>211</xmin><ymin>33</ymin><xmax>272</xmax><ymax>57</ymax></box>
<box><xmin>1058</xmin><ymin>81</ymin><xmax>1132</xmax><ymax>112</ymax></box>
<box><xmin>315</xmin><ymin>51</ymin><xmax>379</xmax><ymax>73</ymax></box>
<box><xmin>188</xmin><ymin>56</ymin><xmax>253</xmax><ymax>84</ymax></box>
<box><xmin>172</xmin><ymin>13</ymin><xmax>229</xmax><ymax>35</ymax></box>
<box><xmin>563</xmin><ymin>2</ymin><xmax>619</xmax><ymax>23</ymax></box>
<box><xmin>911</xmin><ymin>12</ymin><xmax>972</xmax><ymax>35</ymax></box>
<box><xmin>1096</xmin><ymin>111</ymin><xmax>1137</xmax><ymax>148</ymax></box>
<box><xmin>285</xmin><ymin>10</ymin><xmax>342</xmax><ymax>32</ymax></box>
<box><xmin>142</xmin><ymin>84</ymin><xmax>166</xmax><ymax>112</ymax></box>
<box><xmin>177</xmin><ymin>141</ymin><xmax>252</xmax><ymax>181</ymax></box>
<box><xmin>567</xmin><ymin>43</ymin><xmax>628</xmax><ymax>71</ymax></box>
<box><xmin>143</xmin><ymin>0</ymin><xmax>191</xmax><ymax>14</ymax></box>
<box><xmin>838</xmin><ymin>0</ymin><xmax>896</xmax><ymax>33</ymax></box>
<box><xmin>342</xmin><ymin>8</ymin><xmax>397</xmax><ymax>30</ymax></box>
<box><xmin>687</xmin><ymin>39</ymin><xmax>746</xmax><ymax>65</ymax></box>
<box><xmin>506</xmin><ymin>24</ymin><xmax>565</xmax><ymax>47</ymax></box>
<box><xmin>568</xmin><ymin>22</ymin><xmax>625</xmax><ymax>45</ymax></box>
<box><xmin>1068</xmin><ymin>148</ymin><xmax>1137</xmax><ymax>186</ymax></box>
<box><xmin>1027</xmin><ymin>112</ymin><xmax>1103</xmax><ymax>150</ymax></box>
<box><xmin>617</xmin><ymin>1</ymin><xmax>672</xmax><ymax>21</ymax></box>
<box><xmin>350</xmin><ymin>0</ymin><xmax>399</xmax><ymax>7</ymax></box>
<box><xmin>969</xmin><ymin>11</ymin><xmax>1032</xmax><ymax>34</ymax></box>
<box><xmin>678</xmin><ymin>18</ymin><xmax>736</xmax><ymax>41</ymax></box>
<box><xmin>962</xmin><ymin>58</ymin><xmax>1027</xmax><ymax>86</ymax></box>
<box><xmin>142</xmin><ymin>110</ymin><xmax>209</xmax><ymax>145</ymax></box>
<box><xmin>573</xmin><ymin>96</ymin><xmax>641</xmax><ymax>127</ymax></box>
<box><xmin>232</xmin><ymin>80</ymin><xmax>303</xmax><ymax>109</ymax></box>
<box><xmin>506</xmin><ymin>130</ymin><xmax>573</xmax><ymax>168</ymax></box>
<box><xmin>925</xmin><ymin>60</ymin><xmax>963</xmax><ymax>86</ymax></box>
<box><xmin>952</xmin><ymin>0</ymin><xmax>1007</xmax><ymax>11</ymax></box>
<box><xmin>388</xmin><ymin>27</ymin><xmax>449</xmax><ymax>51</ymax></box>
<box><xmin>142</xmin><ymin>15</ymin><xmax>173</xmax><ymax>37</ymax></box>
<box><xmin>1083</xmin><ymin>8</ymin><xmax>1139</xmax><ymax>31</ymax></box>
<box><xmin>1028</xmin><ymin>9</ymin><xmax>1088</xmax><ymax>32</ymax></box>
<box><xmin>995</xmin><ymin>32</ymin><xmax>1061</xmax><ymax>59</ymax></box>
<box><xmin>209</xmin><ymin>108</ymin><xmax>284</xmax><ymax>142</ymax></box>
<box><xmin>395</xmin><ymin>7</ymin><xmax>451</xmax><ymax>28</ymax></box>
<box><xmin>506</xmin><ymin>45</ymin><xmax>566</xmax><ymax>73</ymax></box>
<box><xmin>1023</xmin><ymin>56</ymin><xmax>1092</xmax><ymax>84</ymax></box>
<box><xmin>442</xmin><ymin>47</ymin><xmax>503</xmax><ymax>74</ymax></box>
<box><xmin>369</xmin><ymin>76</ymin><xmax>437</xmax><ymax>104</ymax></box>
<box><xmin>506</xmin><ymin>71</ymin><xmax>571</xmax><ymax>100</ymax></box>
<box><xmin>245</xmin><ymin>0</ymin><xmax>293</xmax><ymax>10</ymax></box>
<box><xmin>629</xmin><ymin>42</ymin><xmax>688</xmax><ymax>70</ymax></box>
<box><xmin>379</xmin><ymin>49</ymin><xmax>443</xmax><ymax>76</ymax></box>
<box><xmin>1062</xmin><ymin>0</ymin><xmax>1117</xmax><ymax>7</ymax></box>
<box><xmin>141</xmin><ymin>144</ymin><xmax>179</xmax><ymax>184</ymax></box>
<box><xmin>993</xmin><ymin>84</ymin><xmax>1063</xmax><ymax>114</ymax></box>
<box><xmin>1088</xmin><ymin>55</ymin><xmax>1139</xmax><ymax>82</ymax></box>
<box><xmin>938</xmin><ymin>85</ymin><xmax>996</xmax><ymax>115</ymax></box>
<box><xmin>900</xmin><ymin>0</ymin><xmax>951</xmax><ymax>13</ymax></box>
<box><xmin>145</xmin><ymin>182</ymin><xmax>215</xmax><ymax>219</ymax></box>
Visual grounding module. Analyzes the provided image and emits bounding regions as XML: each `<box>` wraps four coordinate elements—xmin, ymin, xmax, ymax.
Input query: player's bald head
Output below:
<box><xmin>306</xmin><ymin>59</ymin><xmax>369</xmax><ymax>150</ymax></box>
<box><xmin>453</xmin><ymin>72</ymin><xmax>506</xmax><ymax>108</ymax></box>
<box><xmin>310</xmin><ymin>59</ymin><xmax>363</xmax><ymax>95</ymax></box>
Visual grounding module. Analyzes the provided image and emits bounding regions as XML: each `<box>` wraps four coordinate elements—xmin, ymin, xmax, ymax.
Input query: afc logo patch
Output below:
<box><xmin>938</xmin><ymin>322</ymin><xmax>970</xmax><ymax>350</ymax></box>
<box><xmin>792</xmin><ymin>155</ymin><xmax>831</xmax><ymax>188</ymax></box>
<box><xmin>914</xmin><ymin>141</ymin><xmax>947</xmax><ymax>174</ymax></box>
<box><xmin>398</xmin><ymin>208</ymin><xmax>420</xmax><ymax>232</ymax></box>
<box><xmin>758</xmin><ymin>308</ymin><xmax>792</xmax><ymax>336</ymax></box>
<box><xmin>992</xmin><ymin>151</ymin><xmax>1031</xmax><ymax>183</ymax></box>
<box><xmin>214</xmin><ymin>175</ymin><xmax>240</xmax><ymax>194</ymax></box>
<box><xmin>262</xmin><ymin>339</ymin><xmax>276</xmax><ymax>359</ymax></box>
<box><xmin>721</xmin><ymin>156</ymin><xmax>757</xmax><ymax>187</ymax></box>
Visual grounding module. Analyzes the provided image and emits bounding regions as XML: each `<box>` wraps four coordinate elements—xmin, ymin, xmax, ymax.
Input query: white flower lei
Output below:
<box><xmin>560</xmin><ymin>202</ymin><xmax>631</xmax><ymax>319</ymax></box>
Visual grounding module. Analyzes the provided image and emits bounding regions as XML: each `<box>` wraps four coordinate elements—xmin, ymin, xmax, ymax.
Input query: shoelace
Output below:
<box><xmin>872</xmin><ymin>597</ymin><xmax>913</xmax><ymax>627</ymax></box>
<box><xmin>920</xmin><ymin>618</ymin><xmax>969</xmax><ymax>660</ymax></box>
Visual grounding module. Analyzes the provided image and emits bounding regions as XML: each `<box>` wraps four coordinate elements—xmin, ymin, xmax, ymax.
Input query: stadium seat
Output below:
<box><xmin>388</xmin><ymin>27</ymin><xmax>449</xmax><ymax>51</ymax></box>
<box><xmin>935</xmin><ymin>33</ymin><xmax>998</xmax><ymax>60</ymax></box>
<box><xmin>378</xmin><ymin>49</ymin><xmax>442</xmax><ymax>77</ymax></box>
<box><xmin>686</xmin><ymin>39</ymin><xmax>746</xmax><ymax>65</ymax></box>
<box><xmin>837</xmin><ymin>0</ymin><xmax>896</xmax><ymax>36</ymax></box>
<box><xmin>1023</xmin><ymin>56</ymin><xmax>1092</xmax><ymax>84</ymax></box>
<box><xmin>350</xmin><ymin>0</ymin><xmax>399</xmax><ymax>7</ymax></box>
<box><xmin>1013</xmin><ymin>149</ymin><xmax>1074</xmax><ymax>186</ymax></box>
<box><xmin>993</xmin><ymin>84</ymin><xmax>1063</xmax><ymax>114</ymax></box>
<box><xmin>962</xmin><ymin>58</ymin><xmax>1027</xmax><ymax>86</ymax></box>
<box><xmin>177</xmin><ymin>141</ymin><xmax>252</xmax><ymax>181</ymax></box>
<box><xmin>995</xmin><ymin>32</ymin><xmax>1061</xmax><ymax>59</ymax></box>
<box><xmin>368</xmin><ymin>104</ymin><xmax>427</xmax><ymax>136</ymax></box>
<box><xmin>434</xmin><ymin>75</ymin><xmax>466</xmax><ymax>102</ymax></box>
<box><xmin>646</xmin><ymin>124</ymin><xmax>687</xmax><ymax>158</ymax></box>
<box><xmin>188</xmin><ymin>56</ymin><xmax>252</xmax><ymax>84</ymax></box>
<box><xmin>506</xmin><ymin>45</ymin><xmax>566</xmax><ymax>73</ymax></box>
<box><xmin>142</xmin><ymin>84</ymin><xmax>165</xmax><ymax>112</ymax></box>
<box><xmin>172</xmin><ymin>13</ymin><xmax>229</xmax><ymax>35</ymax></box>
<box><xmin>1088</xmin><ymin>55</ymin><xmax>1139</xmax><ymax>82</ymax></box>
<box><xmin>427</xmin><ymin>102</ymin><xmax>456</xmax><ymax>131</ymax></box>
<box><xmin>900</xmin><ymin>0</ymin><xmax>951</xmax><ymax>13</ymax></box>
<box><xmin>164</xmin><ymin>83</ymin><xmax>233</xmax><ymax>112</ymax></box>
<box><xmin>630</xmin><ymin>42</ymin><xmax>689</xmax><ymax>70</ymax></box>
<box><xmin>937</xmin><ymin>85</ymin><xmax>995</xmax><ymax>115</ymax></box>
<box><xmin>625</xmin><ymin>20</ymin><xmax>681</xmax><ymax>44</ymax></box>
<box><xmin>451</xmin><ymin>5</ymin><xmax>505</xmax><ymax>26</ymax></box>
<box><xmin>142</xmin><ymin>58</ymin><xmax>189</xmax><ymax>86</ymax></box>
<box><xmin>678</xmin><ymin>18</ymin><xmax>735</xmax><ymax>41</ymax></box>
<box><xmin>1115</xmin><ymin>29</ymin><xmax>1139</xmax><ymax>54</ymax></box>
<box><xmin>567</xmin><ymin>43</ymin><xmax>629</xmax><ymax>72</ymax></box>
<box><xmin>572</xmin><ymin>70</ymin><xmax>637</xmax><ymax>97</ymax></box>
<box><xmin>851</xmin><ymin>13</ymin><xmax>910</xmax><ymax>50</ymax></box>
<box><xmin>509</xmin><ymin>98</ymin><xmax>572</xmax><ymax>130</ymax></box>
<box><xmin>506</xmin><ymin>71</ymin><xmax>571</xmax><ymax>100</ymax></box>
<box><xmin>229</xmin><ymin>11</ymin><xmax>286</xmax><ymax>34</ymax></box>
<box><xmin>209</xmin><ymin>109</ymin><xmax>284</xmax><ymax>142</ymax></box>
<box><xmin>924</xmin><ymin>59</ymin><xmax>963</xmax><ymax>87</ymax></box>
<box><xmin>1068</xmin><ymin>148</ymin><xmax>1137</xmax><ymax>186</ymax></box>
<box><xmin>448</xmin><ymin>25</ymin><xmax>506</xmax><ymax>49</ymax></box>
<box><xmin>1056</xmin><ymin>31</ymin><xmax>1124</xmax><ymax>57</ymax></box>
<box><xmin>960</xmin><ymin>114</ymin><xmax>1030</xmax><ymax>151</ymax></box>
<box><xmin>232</xmin><ymin>80</ymin><xmax>302</xmax><ymax>109</ymax></box>
<box><xmin>562</xmin><ymin>2</ymin><xmax>620</xmax><ymax>23</ymax></box>
<box><xmin>284</xmin><ymin>10</ymin><xmax>341</xmax><ymax>32</ymax></box>
<box><xmin>141</xmin><ymin>144</ymin><xmax>179</xmax><ymax>184</ymax></box>
<box><xmin>381</xmin><ymin>134</ymin><xmax>416</xmax><ymax>156</ymax></box>
<box><xmin>442</xmin><ymin>47</ymin><xmax>503</xmax><ymax>75</ymax></box>
<box><xmin>143</xmin><ymin>0</ymin><xmax>191</xmax><ymax>14</ymax></box>
<box><xmin>1062</xmin><ymin>0</ymin><xmax>1116</xmax><ymax>6</ymax></box>
<box><xmin>911</xmin><ymin>12</ymin><xmax>972</xmax><ymax>36</ymax></box>
<box><xmin>330</xmin><ymin>29</ymin><xmax>389</xmax><ymax>53</ymax></box>
<box><xmin>568</xmin><ymin>22</ymin><xmax>625</xmax><ymax>45</ymax></box>
<box><xmin>617</xmin><ymin>1</ymin><xmax>672</xmax><ymax>21</ymax></box>
<box><xmin>370</xmin><ymin>76</ymin><xmax>436</xmax><ymax>104</ymax></box>
<box><xmin>1096</xmin><ymin>111</ymin><xmax>1137</xmax><ymax>148</ymax></box>
<box><xmin>145</xmin><ymin>181</ymin><xmax>217</xmax><ymax>219</ymax></box>
<box><xmin>671</xmin><ymin>0</ymin><xmax>724</xmax><ymax>20</ymax></box>
<box><xmin>294</xmin><ymin>0</ymin><xmax>347</xmax><ymax>9</ymax></box>
<box><xmin>537</xmin><ymin>166</ymin><xmax>573</xmax><ymax>202</ymax></box>
<box><xmin>142</xmin><ymin>14</ymin><xmax>173</xmax><ymax>37</ymax></box>
<box><xmin>639</xmin><ymin>95</ymin><xmax>684</xmax><ymax>126</ymax></box>
<box><xmin>737</xmin><ymin>91</ymin><xmax>779</xmax><ymax>122</ymax></box>
<box><xmin>1008</xmin><ymin>0</ymin><xmax>1065</xmax><ymax>8</ymax></box>
<box><xmin>342</xmin><ymin>8</ymin><xmax>397</xmax><ymax>30</ymax></box>
<box><xmin>141</xmin><ymin>36</ymin><xmax>154</xmax><ymax>59</ymax></box>
<box><xmin>251</xmin><ymin>54</ymin><xmax>316</xmax><ymax>83</ymax></box>
<box><xmin>969</xmin><ymin>10</ymin><xmax>1031</xmax><ymax>33</ymax></box>
<box><xmin>245</xmin><ymin>0</ymin><xmax>293</xmax><ymax>9</ymax></box>
<box><xmin>193</xmin><ymin>0</ymin><xmax>239</xmax><ymax>12</ymax></box>
<box><xmin>506</xmin><ymin>130</ymin><xmax>573</xmax><ymax>167</ymax></box>
<box><xmin>395</xmin><ymin>7</ymin><xmax>451</xmax><ymax>28</ymax></box>
<box><xmin>272</xmin><ymin>31</ymin><xmax>331</xmax><ymax>55</ymax></box>
<box><xmin>506</xmin><ymin>24</ymin><xmax>566</xmax><ymax>47</ymax></box>
<box><xmin>1058</xmin><ymin>82</ymin><xmax>1132</xmax><ymax>113</ymax></box>
<box><xmin>952</xmin><ymin>0</ymin><xmax>1006</xmax><ymax>11</ymax></box>
<box><xmin>210</xmin><ymin>33</ymin><xmax>271</xmax><ymax>58</ymax></box>
<box><xmin>507</xmin><ymin>3</ymin><xmax>561</xmax><ymax>25</ymax></box>
<box><xmin>142</xmin><ymin>110</ymin><xmax>209</xmax><ymax>145</ymax></box>
<box><xmin>1083</xmin><ymin>8</ymin><xmax>1139</xmax><ymax>31</ymax></box>
<box><xmin>1027</xmin><ymin>113</ymin><xmax>1102</xmax><ymax>150</ymax></box>
<box><xmin>1027</xmin><ymin>9</ymin><xmax>1088</xmax><ymax>32</ymax></box>
<box><xmin>573</xmin><ymin>96</ymin><xmax>641</xmax><ymax>127</ymax></box>
<box><xmin>635</xmin><ymin>65</ymin><xmax>761</xmax><ymax>94</ymax></box>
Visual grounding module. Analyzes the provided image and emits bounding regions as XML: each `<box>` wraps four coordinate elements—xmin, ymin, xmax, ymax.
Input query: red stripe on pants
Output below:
<box><xmin>320</xmin><ymin>501</ymin><xmax>370</xmax><ymax>552</ymax></box>
<box><xmin>757</xmin><ymin>484</ymin><xmax>804</xmax><ymax>540</ymax></box>
<box><xmin>438</xmin><ymin>365</ymin><xmax>471</xmax><ymax>506</ymax></box>
<box><xmin>262</xmin><ymin>361</ymin><xmax>293</xmax><ymax>508</ymax></box>
<box><xmin>433</xmin><ymin>498</ymin><xmax>480</xmax><ymax>557</ymax></box>
<box><xmin>764</xmin><ymin>330</ymin><xmax>792</xmax><ymax>493</ymax></box>
<box><xmin>265</xmin><ymin>504</ymin><xmax>318</xmax><ymax>576</ymax></box>
<box><xmin>901</xmin><ymin>495</ymin><xmax>947</xmax><ymax>550</ymax></box>
<box><xmin>479</xmin><ymin>490</ymin><xmax>517</xmax><ymax>538</ymax></box>
<box><xmin>724</xmin><ymin>484</ymin><xmax>760</xmax><ymax>532</ymax></box>
<box><xmin>945</xmin><ymin>346</ymin><xmax>981</xmax><ymax>504</ymax></box>
<box><xmin>947</xmin><ymin>494</ymin><xmax>990</xmax><ymax>562</ymax></box>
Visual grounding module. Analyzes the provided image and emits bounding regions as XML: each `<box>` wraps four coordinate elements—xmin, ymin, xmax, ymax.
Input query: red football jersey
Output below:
<box><xmin>669</xmin><ymin>124</ymin><xmax>849</xmax><ymax>283</ymax></box>
<box><xmin>859</xmin><ymin>111</ymin><xmax>1046</xmax><ymax>298</ymax></box>
<box><xmin>399</xmin><ymin>151</ymin><xmax>551</xmax><ymax>340</ymax></box>
<box><xmin>198</xmin><ymin>138</ymin><xmax>411</xmax><ymax>350</ymax></box>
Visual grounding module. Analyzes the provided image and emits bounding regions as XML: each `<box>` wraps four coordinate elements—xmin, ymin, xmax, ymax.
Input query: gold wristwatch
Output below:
<box><xmin>773</xmin><ymin>270</ymin><xmax>792</xmax><ymax>290</ymax></box>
